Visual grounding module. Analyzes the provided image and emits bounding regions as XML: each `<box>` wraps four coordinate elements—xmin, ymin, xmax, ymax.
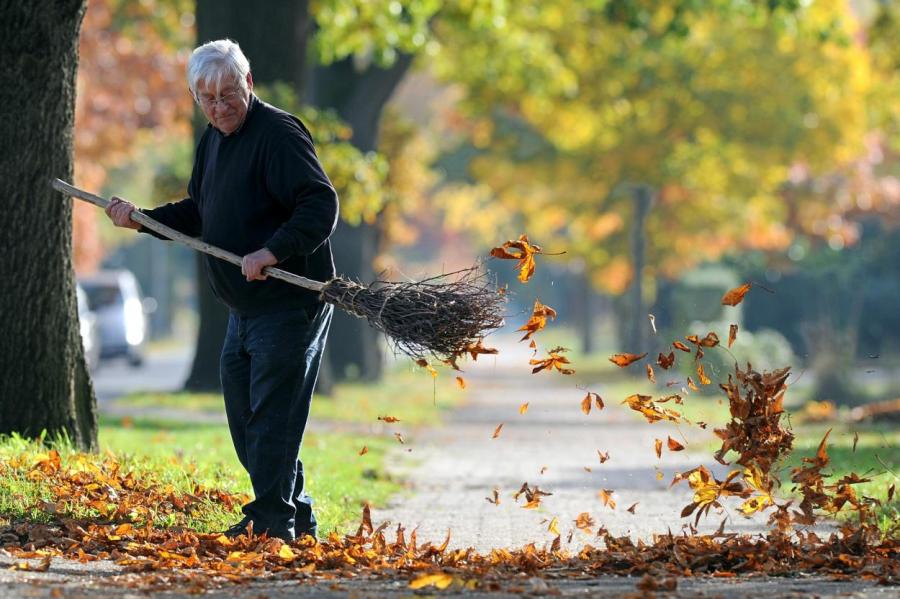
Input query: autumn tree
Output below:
<box><xmin>0</xmin><ymin>0</ymin><xmax>97</xmax><ymax>449</ymax></box>
<box><xmin>430</xmin><ymin>0</ymin><xmax>872</xmax><ymax>350</ymax></box>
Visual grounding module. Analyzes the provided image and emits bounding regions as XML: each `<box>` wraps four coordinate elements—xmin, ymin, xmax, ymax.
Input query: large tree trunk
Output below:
<box><xmin>309</xmin><ymin>54</ymin><xmax>414</xmax><ymax>381</ymax></box>
<box><xmin>0</xmin><ymin>0</ymin><xmax>97</xmax><ymax>450</ymax></box>
<box><xmin>623</xmin><ymin>185</ymin><xmax>654</xmax><ymax>352</ymax></box>
<box><xmin>184</xmin><ymin>0</ymin><xmax>314</xmax><ymax>391</ymax></box>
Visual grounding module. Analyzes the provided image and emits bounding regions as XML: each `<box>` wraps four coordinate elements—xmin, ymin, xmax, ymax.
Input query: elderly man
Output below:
<box><xmin>105</xmin><ymin>39</ymin><xmax>338</xmax><ymax>542</ymax></box>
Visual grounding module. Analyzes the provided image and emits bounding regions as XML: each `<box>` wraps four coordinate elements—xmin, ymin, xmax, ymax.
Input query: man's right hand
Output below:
<box><xmin>105</xmin><ymin>196</ymin><xmax>141</xmax><ymax>230</ymax></box>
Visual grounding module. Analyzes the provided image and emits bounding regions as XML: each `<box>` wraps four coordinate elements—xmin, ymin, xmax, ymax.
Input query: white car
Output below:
<box><xmin>76</xmin><ymin>283</ymin><xmax>101</xmax><ymax>372</ymax></box>
<box><xmin>78</xmin><ymin>270</ymin><xmax>151</xmax><ymax>367</ymax></box>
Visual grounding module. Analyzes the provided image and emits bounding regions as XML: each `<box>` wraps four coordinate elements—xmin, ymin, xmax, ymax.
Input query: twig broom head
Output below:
<box><xmin>320</xmin><ymin>266</ymin><xmax>506</xmax><ymax>362</ymax></box>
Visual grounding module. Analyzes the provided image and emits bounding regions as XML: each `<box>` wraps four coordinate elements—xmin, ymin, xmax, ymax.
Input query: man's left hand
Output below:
<box><xmin>242</xmin><ymin>248</ymin><xmax>278</xmax><ymax>281</ymax></box>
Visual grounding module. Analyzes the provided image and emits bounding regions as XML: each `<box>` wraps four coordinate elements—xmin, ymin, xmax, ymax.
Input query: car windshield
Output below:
<box><xmin>81</xmin><ymin>283</ymin><xmax>123</xmax><ymax>309</ymax></box>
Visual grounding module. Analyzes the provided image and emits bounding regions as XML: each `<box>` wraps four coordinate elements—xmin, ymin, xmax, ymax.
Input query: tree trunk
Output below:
<box><xmin>309</xmin><ymin>54</ymin><xmax>414</xmax><ymax>381</ymax></box>
<box><xmin>184</xmin><ymin>0</ymin><xmax>314</xmax><ymax>391</ymax></box>
<box><xmin>624</xmin><ymin>185</ymin><xmax>654</xmax><ymax>352</ymax></box>
<box><xmin>0</xmin><ymin>0</ymin><xmax>97</xmax><ymax>450</ymax></box>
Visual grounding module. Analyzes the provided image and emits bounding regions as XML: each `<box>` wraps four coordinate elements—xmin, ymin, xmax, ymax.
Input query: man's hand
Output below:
<box><xmin>242</xmin><ymin>248</ymin><xmax>278</xmax><ymax>281</ymax></box>
<box><xmin>105</xmin><ymin>196</ymin><xmax>142</xmax><ymax>230</ymax></box>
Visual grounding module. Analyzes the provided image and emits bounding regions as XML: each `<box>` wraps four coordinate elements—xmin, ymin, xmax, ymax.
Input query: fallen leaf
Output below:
<box><xmin>627</xmin><ymin>502</ymin><xmax>639</xmax><ymax>514</ymax></box>
<box><xmin>646</xmin><ymin>364</ymin><xmax>656</xmax><ymax>383</ymax></box>
<box><xmin>580</xmin><ymin>394</ymin><xmax>592</xmax><ymax>415</ymax></box>
<box><xmin>575</xmin><ymin>512</ymin><xmax>595</xmax><ymax>533</ymax></box>
<box><xmin>409</xmin><ymin>572</ymin><xmax>455</xmax><ymax>590</ymax></box>
<box><xmin>597</xmin><ymin>450</ymin><xmax>610</xmax><ymax>464</ymax></box>
<box><xmin>697</xmin><ymin>363</ymin><xmax>711</xmax><ymax>385</ymax></box>
<box><xmin>492</xmin><ymin>423</ymin><xmax>504</xmax><ymax>439</ymax></box>
<box><xmin>486</xmin><ymin>488</ymin><xmax>501</xmax><ymax>505</ymax></box>
<box><xmin>655</xmin><ymin>438</ymin><xmax>663</xmax><ymax>459</ymax></box>
<box><xmin>728</xmin><ymin>324</ymin><xmax>738</xmax><ymax>348</ymax></box>
<box><xmin>657</xmin><ymin>352</ymin><xmax>675</xmax><ymax>369</ymax></box>
<box><xmin>598</xmin><ymin>489</ymin><xmax>616</xmax><ymax>509</ymax></box>
<box><xmin>548</xmin><ymin>517</ymin><xmax>560</xmax><ymax>535</ymax></box>
<box><xmin>721</xmin><ymin>282</ymin><xmax>753</xmax><ymax>306</ymax></box>
<box><xmin>673</xmin><ymin>341</ymin><xmax>691</xmax><ymax>352</ymax></box>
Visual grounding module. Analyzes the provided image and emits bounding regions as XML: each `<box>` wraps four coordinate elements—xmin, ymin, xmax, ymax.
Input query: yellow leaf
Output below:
<box><xmin>548</xmin><ymin>516</ymin><xmax>560</xmax><ymax>535</ymax></box>
<box><xmin>409</xmin><ymin>572</ymin><xmax>455</xmax><ymax>590</ymax></box>
<box><xmin>519</xmin><ymin>402</ymin><xmax>529</xmax><ymax>415</ymax></box>
<box><xmin>278</xmin><ymin>544</ymin><xmax>295</xmax><ymax>560</ymax></box>
<box><xmin>456</xmin><ymin>376</ymin><xmax>466</xmax><ymax>389</ymax></box>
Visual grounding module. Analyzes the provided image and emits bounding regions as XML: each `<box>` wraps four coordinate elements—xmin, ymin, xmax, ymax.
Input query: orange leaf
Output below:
<box><xmin>519</xmin><ymin>402</ymin><xmax>529</xmax><ymax>415</ymax></box>
<box><xmin>415</xmin><ymin>359</ymin><xmax>438</xmax><ymax>378</ymax></box>
<box><xmin>721</xmin><ymin>282</ymin><xmax>752</xmax><ymax>306</ymax></box>
<box><xmin>489</xmin><ymin>234</ymin><xmax>543</xmax><ymax>283</ymax></box>
<box><xmin>687</xmin><ymin>377</ymin><xmax>699</xmax><ymax>392</ymax></box>
<box><xmin>580</xmin><ymin>394</ymin><xmax>592</xmax><ymax>415</ymax></box>
<box><xmin>517</xmin><ymin>299</ymin><xmax>557</xmax><ymax>341</ymax></box>
<box><xmin>609</xmin><ymin>352</ymin><xmax>647</xmax><ymax>367</ymax></box>
<box><xmin>728</xmin><ymin>324</ymin><xmax>738</xmax><ymax>348</ymax></box>
<box><xmin>598</xmin><ymin>489</ymin><xmax>616</xmax><ymax>509</ymax></box>
<box><xmin>655</xmin><ymin>438</ymin><xmax>663</xmax><ymax>459</ymax></box>
<box><xmin>597</xmin><ymin>450</ymin><xmax>610</xmax><ymax>464</ymax></box>
<box><xmin>358</xmin><ymin>445</ymin><xmax>369</xmax><ymax>456</ymax></box>
<box><xmin>697</xmin><ymin>363</ymin><xmax>711</xmax><ymax>385</ymax></box>
<box><xmin>667</xmin><ymin>436</ymin><xmax>685</xmax><ymax>452</ymax></box>
<box><xmin>455</xmin><ymin>376</ymin><xmax>466</xmax><ymax>389</ymax></box>
<box><xmin>530</xmin><ymin>347</ymin><xmax>575</xmax><ymax>375</ymax></box>
<box><xmin>492</xmin><ymin>423</ymin><xmax>504</xmax><ymax>439</ymax></box>
<box><xmin>378</xmin><ymin>415</ymin><xmax>400</xmax><ymax>423</ymax></box>
<box><xmin>673</xmin><ymin>341</ymin><xmax>691</xmax><ymax>352</ymax></box>
<box><xmin>646</xmin><ymin>364</ymin><xmax>656</xmax><ymax>383</ymax></box>
<box><xmin>575</xmin><ymin>512</ymin><xmax>595</xmax><ymax>533</ymax></box>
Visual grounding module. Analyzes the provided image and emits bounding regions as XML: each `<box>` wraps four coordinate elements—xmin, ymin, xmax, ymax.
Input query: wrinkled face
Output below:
<box><xmin>195</xmin><ymin>72</ymin><xmax>253</xmax><ymax>135</ymax></box>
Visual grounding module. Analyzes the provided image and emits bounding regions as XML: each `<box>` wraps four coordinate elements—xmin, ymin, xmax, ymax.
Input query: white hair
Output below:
<box><xmin>187</xmin><ymin>39</ymin><xmax>251</xmax><ymax>100</ymax></box>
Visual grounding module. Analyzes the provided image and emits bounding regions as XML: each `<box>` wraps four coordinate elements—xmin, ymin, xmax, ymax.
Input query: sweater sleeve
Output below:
<box><xmin>139</xmin><ymin>197</ymin><xmax>202</xmax><ymax>239</ymax></box>
<box><xmin>263</xmin><ymin>120</ymin><xmax>339</xmax><ymax>262</ymax></box>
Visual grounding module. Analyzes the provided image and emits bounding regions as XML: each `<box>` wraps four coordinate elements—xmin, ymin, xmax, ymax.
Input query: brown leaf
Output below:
<box><xmin>852</xmin><ymin>431</ymin><xmax>859</xmax><ymax>453</ymax></box>
<box><xmin>575</xmin><ymin>512</ymin><xmax>595</xmax><ymax>533</ymax></box>
<box><xmin>580</xmin><ymin>394</ymin><xmax>592</xmax><ymax>415</ymax></box>
<box><xmin>394</xmin><ymin>432</ymin><xmax>405</xmax><ymax>444</ymax></box>
<box><xmin>609</xmin><ymin>352</ymin><xmax>647</xmax><ymax>367</ymax></box>
<box><xmin>673</xmin><ymin>341</ymin><xmax>691</xmax><ymax>352</ymax></box>
<box><xmin>517</xmin><ymin>299</ymin><xmax>557</xmax><ymax>341</ymax></box>
<box><xmin>667</xmin><ymin>436</ymin><xmax>685</xmax><ymax>452</ymax></box>
<box><xmin>530</xmin><ymin>347</ymin><xmax>575</xmax><ymax>375</ymax></box>
<box><xmin>721</xmin><ymin>282</ymin><xmax>753</xmax><ymax>306</ymax></box>
<box><xmin>626</xmin><ymin>502</ymin><xmax>639</xmax><ymax>514</ymax></box>
<box><xmin>687</xmin><ymin>377</ymin><xmax>699</xmax><ymax>392</ymax></box>
<box><xmin>657</xmin><ymin>352</ymin><xmax>675</xmax><ymax>370</ymax></box>
<box><xmin>597</xmin><ymin>450</ymin><xmax>610</xmax><ymax>464</ymax></box>
<box><xmin>358</xmin><ymin>445</ymin><xmax>369</xmax><ymax>456</ymax></box>
<box><xmin>492</xmin><ymin>423</ymin><xmax>504</xmax><ymax>439</ymax></box>
<box><xmin>598</xmin><ymin>489</ymin><xmax>616</xmax><ymax>509</ymax></box>
<box><xmin>655</xmin><ymin>438</ymin><xmax>663</xmax><ymax>459</ymax></box>
<box><xmin>415</xmin><ymin>358</ymin><xmax>438</xmax><ymax>378</ymax></box>
<box><xmin>455</xmin><ymin>376</ymin><xmax>466</xmax><ymax>390</ymax></box>
<box><xmin>489</xmin><ymin>234</ymin><xmax>543</xmax><ymax>283</ymax></box>
<box><xmin>646</xmin><ymin>364</ymin><xmax>656</xmax><ymax>383</ymax></box>
<box><xmin>486</xmin><ymin>488</ymin><xmax>501</xmax><ymax>505</ymax></box>
<box><xmin>728</xmin><ymin>324</ymin><xmax>738</xmax><ymax>348</ymax></box>
<box><xmin>378</xmin><ymin>415</ymin><xmax>400</xmax><ymax>423</ymax></box>
<box><xmin>697</xmin><ymin>363</ymin><xmax>711</xmax><ymax>385</ymax></box>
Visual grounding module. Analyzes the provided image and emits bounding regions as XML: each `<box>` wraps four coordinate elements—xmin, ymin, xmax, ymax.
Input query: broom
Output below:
<box><xmin>53</xmin><ymin>179</ymin><xmax>506</xmax><ymax>362</ymax></box>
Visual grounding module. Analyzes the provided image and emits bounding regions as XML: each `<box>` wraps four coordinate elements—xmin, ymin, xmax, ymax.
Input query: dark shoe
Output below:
<box><xmin>222</xmin><ymin>516</ymin><xmax>253</xmax><ymax>539</ymax></box>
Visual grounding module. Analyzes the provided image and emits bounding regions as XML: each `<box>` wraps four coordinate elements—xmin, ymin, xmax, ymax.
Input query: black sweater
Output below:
<box><xmin>140</xmin><ymin>95</ymin><xmax>339</xmax><ymax>316</ymax></box>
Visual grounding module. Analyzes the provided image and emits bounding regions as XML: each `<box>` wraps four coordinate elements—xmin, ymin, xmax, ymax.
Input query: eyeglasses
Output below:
<box><xmin>197</xmin><ymin>89</ymin><xmax>242</xmax><ymax>109</ymax></box>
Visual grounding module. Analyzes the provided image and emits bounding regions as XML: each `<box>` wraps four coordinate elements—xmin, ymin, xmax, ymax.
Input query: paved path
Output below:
<box><xmin>372</xmin><ymin>340</ymin><xmax>781</xmax><ymax>552</ymax></box>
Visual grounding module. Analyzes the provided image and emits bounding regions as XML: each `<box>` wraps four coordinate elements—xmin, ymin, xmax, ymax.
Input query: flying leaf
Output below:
<box><xmin>667</xmin><ymin>437</ymin><xmax>685</xmax><ymax>452</ymax></box>
<box><xmin>517</xmin><ymin>299</ymin><xmax>557</xmax><ymax>341</ymax></box>
<box><xmin>697</xmin><ymin>363</ymin><xmax>711</xmax><ymax>385</ymax></box>
<box><xmin>728</xmin><ymin>324</ymin><xmax>738</xmax><ymax>348</ymax></box>
<box><xmin>492</xmin><ymin>423</ymin><xmax>504</xmax><ymax>439</ymax></box>
<box><xmin>627</xmin><ymin>502</ymin><xmax>639</xmax><ymax>514</ymax></box>
<box><xmin>415</xmin><ymin>359</ymin><xmax>438</xmax><ymax>378</ymax></box>
<box><xmin>597</xmin><ymin>450</ymin><xmax>610</xmax><ymax>464</ymax></box>
<box><xmin>394</xmin><ymin>432</ymin><xmax>405</xmax><ymax>444</ymax></box>
<box><xmin>657</xmin><ymin>352</ymin><xmax>675</xmax><ymax>370</ymax></box>
<box><xmin>378</xmin><ymin>415</ymin><xmax>400</xmax><ymax>423</ymax></box>
<box><xmin>530</xmin><ymin>347</ymin><xmax>575</xmax><ymax>375</ymax></box>
<box><xmin>598</xmin><ymin>489</ymin><xmax>616</xmax><ymax>509</ymax></box>
<box><xmin>721</xmin><ymin>282</ymin><xmax>753</xmax><ymax>306</ymax></box>
<box><xmin>580</xmin><ymin>394</ymin><xmax>591</xmax><ymax>415</ymax></box>
<box><xmin>609</xmin><ymin>352</ymin><xmax>647</xmax><ymax>367</ymax></box>
<box><xmin>673</xmin><ymin>341</ymin><xmax>691</xmax><ymax>352</ymax></box>
<box><xmin>456</xmin><ymin>376</ymin><xmax>466</xmax><ymax>390</ymax></box>
<box><xmin>646</xmin><ymin>364</ymin><xmax>656</xmax><ymax>383</ymax></box>
<box><xmin>575</xmin><ymin>512</ymin><xmax>595</xmax><ymax>533</ymax></box>
<box><xmin>548</xmin><ymin>517</ymin><xmax>560</xmax><ymax>535</ymax></box>
<box><xmin>358</xmin><ymin>446</ymin><xmax>368</xmax><ymax>456</ymax></box>
<box><xmin>489</xmin><ymin>234</ymin><xmax>544</xmax><ymax>283</ymax></box>
<box><xmin>852</xmin><ymin>431</ymin><xmax>859</xmax><ymax>453</ymax></box>
<box><xmin>687</xmin><ymin>377</ymin><xmax>699</xmax><ymax>392</ymax></box>
<box><xmin>519</xmin><ymin>402</ymin><xmax>529</xmax><ymax>415</ymax></box>
<box><xmin>655</xmin><ymin>438</ymin><xmax>663</xmax><ymax>459</ymax></box>
<box><xmin>486</xmin><ymin>488</ymin><xmax>500</xmax><ymax>505</ymax></box>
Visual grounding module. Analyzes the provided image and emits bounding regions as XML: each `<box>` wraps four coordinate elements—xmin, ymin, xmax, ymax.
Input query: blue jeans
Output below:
<box><xmin>220</xmin><ymin>303</ymin><xmax>333</xmax><ymax>540</ymax></box>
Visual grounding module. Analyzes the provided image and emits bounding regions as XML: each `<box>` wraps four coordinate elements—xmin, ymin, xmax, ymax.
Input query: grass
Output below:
<box><xmin>0</xmin><ymin>415</ymin><xmax>401</xmax><ymax>536</ymax></box>
<box><xmin>113</xmin><ymin>365</ymin><xmax>466</xmax><ymax>427</ymax></box>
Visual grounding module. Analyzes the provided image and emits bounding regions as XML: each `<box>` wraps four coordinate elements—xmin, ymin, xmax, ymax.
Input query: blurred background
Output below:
<box><xmin>73</xmin><ymin>0</ymin><xmax>900</xmax><ymax>422</ymax></box>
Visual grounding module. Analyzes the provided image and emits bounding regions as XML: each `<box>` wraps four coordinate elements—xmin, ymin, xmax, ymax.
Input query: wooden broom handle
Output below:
<box><xmin>52</xmin><ymin>179</ymin><xmax>326</xmax><ymax>293</ymax></box>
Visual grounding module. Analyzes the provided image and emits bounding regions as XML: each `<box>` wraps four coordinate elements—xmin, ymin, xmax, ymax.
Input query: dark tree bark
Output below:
<box><xmin>0</xmin><ymin>0</ymin><xmax>97</xmax><ymax>449</ymax></box>
<box><xmin>184</xmin><ymin>0</ymin><xmax>314</xmax><ymax>391</ymax></box>
<box><xmin>309</xmin><ymin>54</ymin><xmax>414</xmax><ymax>381</ymax></box>
<box><xmin>623</xmin><ymin>185</ymin><xmax>654</xmax><ymax>352</ymax></box>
